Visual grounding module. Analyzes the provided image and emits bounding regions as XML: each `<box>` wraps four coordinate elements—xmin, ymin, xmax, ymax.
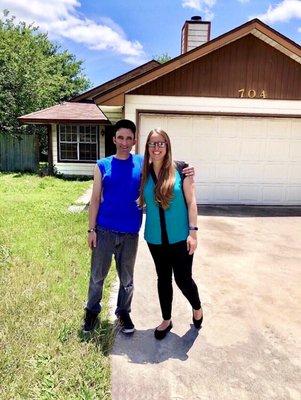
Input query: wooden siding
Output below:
<box><xmin>94</xmin><ymin>20</ymin><xmax>301</xmax><ymax>106</ymax></box>
<box><xmin>130</xmin><ymin>34</ymin><xmax>301</xmax><ymax>100</ymax></box>
<box><xmin>0</xmin><ymin>134</ymin><xmax>38</xmax><ymax>172</ymax></box>
<box><xmin>96</xmin><ymin>94</ymin><xmax>125</xmax><ymax>107</ymax></box>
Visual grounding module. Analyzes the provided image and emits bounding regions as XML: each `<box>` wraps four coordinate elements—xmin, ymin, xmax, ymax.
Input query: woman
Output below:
<box><xmin>138</xmin><ymin>128</ymin><xmax>203</xmax><ymax>340</ymax></box>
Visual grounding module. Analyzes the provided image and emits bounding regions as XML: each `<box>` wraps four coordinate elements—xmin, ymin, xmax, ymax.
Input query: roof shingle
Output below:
<box><xmin>18</xmin><ymin>102</ymin><xmax>108</xmax><ymax>124</ymax></box>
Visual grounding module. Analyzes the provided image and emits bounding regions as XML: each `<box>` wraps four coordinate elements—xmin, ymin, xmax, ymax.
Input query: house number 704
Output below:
<box><xmin>238</xmin><ymin>89</ymin><xmax>266</xmax><ymax>98</ymax></box>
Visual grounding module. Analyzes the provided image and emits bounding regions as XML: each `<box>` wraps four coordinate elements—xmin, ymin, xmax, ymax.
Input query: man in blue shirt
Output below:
<box><xmin>83</xmin><ymin>119</ymin><xmax>141</xmax><ymax>334</ymax></box>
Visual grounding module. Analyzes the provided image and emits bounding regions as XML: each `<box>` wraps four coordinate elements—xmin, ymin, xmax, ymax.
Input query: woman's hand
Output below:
<box><xmin>88</xmin><ymin>231</ymin><xmax>97</xmax><ymax>249</ymax></box>
<box><xmin>187</xmin><ymin>234</ymin><xmax>197</xmax><ymax>255</ymax></box>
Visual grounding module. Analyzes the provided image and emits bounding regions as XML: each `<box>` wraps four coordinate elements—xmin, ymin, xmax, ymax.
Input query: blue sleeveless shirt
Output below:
<box><xmin>144</xmin><ymin>166</ymin><xmax>189</xmax><ymax>244</ymax></box>
<box><xmin>96</xmin><ymin>154</ymin><xmax>143</xmax><ymax>233</ymax></box>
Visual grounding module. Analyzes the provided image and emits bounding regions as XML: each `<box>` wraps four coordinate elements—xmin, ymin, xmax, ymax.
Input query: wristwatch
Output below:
<box><xmin>189</xmin><ymin>226</ymin><xmax>198</xmax><ymax>231</ymax></box>
<box><xmin>87</xmin><ymin>228</ymin><xmax>96</xmax><ymax>233</ymax></box>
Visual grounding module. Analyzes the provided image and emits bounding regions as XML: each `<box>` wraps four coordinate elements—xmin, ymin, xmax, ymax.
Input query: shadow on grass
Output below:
<box><xmin>54</xmin><ymin>173</ymin><xmax>92</xmax><ymax>182</ymax></box>
<box><xmin>1</xmin><ymin>168</ymin><xmax>91</xmax><ymax>181</ymax></box>
<box><xmin>78</xmin><ymin>319</ymin><xmax>116</xmax><ymax>356</ymax></box>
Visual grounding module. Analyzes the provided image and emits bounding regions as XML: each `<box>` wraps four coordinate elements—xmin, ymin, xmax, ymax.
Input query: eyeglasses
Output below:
<box><xmin>147</xmin><ymin>141</ymin><xmax>167</xmax><ymax>148</ymax></box>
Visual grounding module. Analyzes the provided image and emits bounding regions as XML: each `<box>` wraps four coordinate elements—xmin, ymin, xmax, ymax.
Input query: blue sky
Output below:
<box><xmin>1</xmin><ymin>0</ymin><xmax>300</xmax><ymax>88</ymax></box>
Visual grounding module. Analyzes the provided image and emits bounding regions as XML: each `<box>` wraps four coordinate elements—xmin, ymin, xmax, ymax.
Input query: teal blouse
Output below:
<box><xmin>144</xmin><ymin>168</ymin><xmax>189</xmax><ymax>245</ymax></box>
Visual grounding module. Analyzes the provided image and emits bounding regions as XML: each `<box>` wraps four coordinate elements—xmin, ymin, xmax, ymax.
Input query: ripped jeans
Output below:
<box><xmin>86</xmin><ymin>226</ymin><xmax>138</xmax><ymax>315</ymax></box>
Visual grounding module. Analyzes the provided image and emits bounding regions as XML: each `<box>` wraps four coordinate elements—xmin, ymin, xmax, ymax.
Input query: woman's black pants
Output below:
<box><xmin>147</xmin><ymin>240</ymin><xmax>201</xmax><ymax>320</ymax></box>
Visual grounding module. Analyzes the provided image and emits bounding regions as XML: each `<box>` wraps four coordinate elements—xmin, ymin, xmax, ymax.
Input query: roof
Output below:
<box><xmin>17</xmin><ymin>18</ymin><xmax>301</xmax><ymax>122</ymax></box>
<box><xmin>92</xmin><ymin>18</ymin><xmax>301</xmax><ymax>105</ymax></box>
<box><xmin>71</xmin><ymin>60</ymin><xmax>160</xmax><ymax>102</ymax></box>
<box><xmin>18</xmin><ymin>102</ymin><xmax>109</xmax><ymax>124</ymax></box>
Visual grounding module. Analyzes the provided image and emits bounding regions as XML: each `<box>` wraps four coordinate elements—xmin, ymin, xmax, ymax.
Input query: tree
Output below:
<box><xmin>154</xmin><ymin>52</ymin><xmax>172</xmax><ymax>64</ymax></box>
<box><xmin>0</xmin><ymin>10</ymin><xmax>90</xmax><ymax>155</ymax></box>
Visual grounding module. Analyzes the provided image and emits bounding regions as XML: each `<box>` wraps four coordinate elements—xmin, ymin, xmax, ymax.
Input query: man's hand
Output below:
<box><xmin>183</xmin><ymin>165</ymin><xmax>195</xmax><ymax>177</ymax></box>
<box><xmin>187</xmin><ymin>234</ymin><xmax>197</xmax><ymax>255</ymax></box>
<box><xmin>88</xmin><ymin>231</ymin><xmax>97</xmax><ymax>249</ymax></box>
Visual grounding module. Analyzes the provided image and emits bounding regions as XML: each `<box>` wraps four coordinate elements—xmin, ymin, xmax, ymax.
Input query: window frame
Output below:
<box><xmin>57</xmin><ymin>124</ymin><xmax>99</xmax><ymax>163</ymax></box>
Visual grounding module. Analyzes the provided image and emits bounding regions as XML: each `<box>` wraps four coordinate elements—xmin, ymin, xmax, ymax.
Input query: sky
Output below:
<box><xmin>1</xmin><ymin>0</ymin><xmax>300</xmax><ymax>89</ymax></box>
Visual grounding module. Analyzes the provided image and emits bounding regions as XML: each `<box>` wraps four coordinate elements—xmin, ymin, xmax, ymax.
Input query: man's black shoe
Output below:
<box><xmin>117</xmin><ymin>311</ymin><xmax>135</xmax><ymax>334</ymax></box>
<box><xmin>82</xmin><ymin>309</ymin><xmax>99</xmax><ymax>334</ymax></box>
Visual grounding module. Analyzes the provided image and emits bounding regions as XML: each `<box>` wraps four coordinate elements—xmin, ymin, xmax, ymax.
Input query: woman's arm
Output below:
<box><xmin>88</xmin><ymin>165</ymin><xmax>102</xmax><ymax>249</ymax></box>
<box><xmin>183</xmin><ymin>176</ymin><xmax>198</xmax><ymax>255</ymax></box>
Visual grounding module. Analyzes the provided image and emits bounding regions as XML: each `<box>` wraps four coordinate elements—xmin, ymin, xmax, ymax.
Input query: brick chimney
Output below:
<box><xmin>181</xmin><ymin>16</ymin><xmax>211</xmax><ymax>54</ymax></box>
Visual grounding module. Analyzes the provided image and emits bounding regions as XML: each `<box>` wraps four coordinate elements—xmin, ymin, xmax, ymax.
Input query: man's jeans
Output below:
<box><xmin>86</xmin><ymin>227</ymin><xmax>138</xmax><ymax>315</ymax></box>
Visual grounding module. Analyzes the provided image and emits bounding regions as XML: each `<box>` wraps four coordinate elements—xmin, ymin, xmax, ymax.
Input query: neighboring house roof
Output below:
<box><xmin>93</xmin><ymin>18</ymin><xmax>301</xmax><ymax>105</ymax></box>
<box><xmin>18</xmin><ymin>102</ymin><xmax>109</xmax><ymax>124</ymax></box>
<box><xmin>71</xmin><ymin>60</ymin><xmax>161</xmax><ymax>102</ymax></box>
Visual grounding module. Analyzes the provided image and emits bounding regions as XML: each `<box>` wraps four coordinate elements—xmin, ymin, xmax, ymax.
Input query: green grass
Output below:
<box><xmin>0</xmin><ymin>173</ymin><xmax>116</xmax><ymax>400</ymax></box>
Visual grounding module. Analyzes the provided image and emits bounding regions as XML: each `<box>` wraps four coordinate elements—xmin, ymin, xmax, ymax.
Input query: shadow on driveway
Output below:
<box><xmin>111</xmin><ymin>326</ymin><xmax>200</xmax><ymax>364</ymax></box>
<box><xmin>198</xmin><ymin>205</ymin><xmax>301</xmax><ymax>217</ymax></box>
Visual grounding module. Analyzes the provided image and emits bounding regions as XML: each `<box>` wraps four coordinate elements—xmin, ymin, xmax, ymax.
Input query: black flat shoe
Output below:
<box><xmin>193</xmin><ymin>309</ymin><xmax>203</xmax><ymax>329</ymax></box>
<box><xmin>154</xmin><ymin>321</ymin><xmax>173</xmax><ymax>340</ymax></box>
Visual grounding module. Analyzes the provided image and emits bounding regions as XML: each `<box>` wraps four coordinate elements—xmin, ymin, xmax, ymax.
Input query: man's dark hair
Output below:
<box><xmin>114</xmin><ymin>119</ymin><xmax>136</xmax><ymax>137</ymax></box>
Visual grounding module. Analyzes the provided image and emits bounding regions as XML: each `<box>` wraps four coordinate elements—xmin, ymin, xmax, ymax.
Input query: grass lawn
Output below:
<box><xmin>0</xmin><ymin>173</ymin><xmax>115</xmax><ymax>400</ymax></box>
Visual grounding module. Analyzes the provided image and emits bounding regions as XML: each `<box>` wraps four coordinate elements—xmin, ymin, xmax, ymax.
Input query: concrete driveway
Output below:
<box><xmin>111</xmin><ymin>207</ymin><xmax>301</xmax><ymax>400</ymax></box>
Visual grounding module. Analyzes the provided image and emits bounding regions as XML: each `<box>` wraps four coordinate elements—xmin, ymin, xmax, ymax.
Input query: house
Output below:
<box><xmin>19</xmin><ymin>17</ymin><xmax>301</xmax><ymax>205</ymax></box>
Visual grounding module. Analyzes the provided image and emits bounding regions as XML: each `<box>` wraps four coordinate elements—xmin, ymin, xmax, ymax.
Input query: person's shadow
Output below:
<box><xmin>110</xmin><ymin>324</ymin><xmax>200</xmax><ymax>364</ymax></box>
<box><xmin>78</xmin><ymin>319</ymin><xmax>115</xmax><ymax>356</ymax></box>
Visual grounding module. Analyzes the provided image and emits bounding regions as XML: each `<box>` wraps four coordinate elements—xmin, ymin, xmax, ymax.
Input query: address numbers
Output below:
<box><xmin>238</xmin><ymin>89</ymin><xmax>267</xmax><ymax>98</ymax></box>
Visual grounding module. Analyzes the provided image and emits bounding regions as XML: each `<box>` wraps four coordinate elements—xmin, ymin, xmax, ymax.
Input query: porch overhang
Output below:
<box><xmin>18</xmin><ymin>102</ymin><xmax>110</xmax><ymax>125</ymax></box>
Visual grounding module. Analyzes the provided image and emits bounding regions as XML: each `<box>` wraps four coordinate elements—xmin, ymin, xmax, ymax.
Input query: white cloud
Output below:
<box><xmin>182</xmin><ymin>0</ymin><xmax>201</xmax><ymax>10</ymax></box>
<box><xmin>237</xmin><ymin>0</ymin><xmax>250</xmax><ymax>3</ymax></box>
<box><xmin>255</xmin><ymin>0</ymin><xmax>301</xmax><ymax>24</ymax></box>
<box><xmin>182</xmin><ymin>0</ymin><xmax>216</xmax><ymax>19</ymax></box>
<box><xmin>0</xmin><ymin>0</ymin><xmax>147</xmax><ymax>65</ymax></box>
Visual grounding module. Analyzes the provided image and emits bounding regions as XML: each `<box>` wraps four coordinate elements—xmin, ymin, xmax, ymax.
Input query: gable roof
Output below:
<box><xmin>93</xmin><ymin>18</ymin><xmax>301</xmax><ymax>105</ymax></box>
<box><xmin>71</xmin><ymin>60</ymin><xmax>160</xmax><ymax>102</ymax></box>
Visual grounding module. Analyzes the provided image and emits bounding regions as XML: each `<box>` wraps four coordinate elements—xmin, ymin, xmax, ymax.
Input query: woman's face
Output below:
<box><xmin>147</xmin><ymin>132</ymin><xmax>167</xmax><ymax>162</ymax></box>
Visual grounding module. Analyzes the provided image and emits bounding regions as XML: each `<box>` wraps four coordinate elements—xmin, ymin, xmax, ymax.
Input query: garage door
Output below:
<box><xmin>139</xmin><ymin>114</ymin><xmax>301</xmax><ymax>205</ymax></box>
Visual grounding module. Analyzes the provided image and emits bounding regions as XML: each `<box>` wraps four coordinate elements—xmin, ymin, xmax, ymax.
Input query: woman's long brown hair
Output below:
<box><xmin>138</xmin><ymin>128</ymin><xmax>175</xmax><ymax>210</ymax></box>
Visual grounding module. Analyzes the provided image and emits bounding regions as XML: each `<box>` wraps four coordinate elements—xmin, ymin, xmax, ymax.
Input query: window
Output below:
<box><xmin>59</xmin><ymin>125</ymin><xmax>98</xmax><ymax>162</ymax></box>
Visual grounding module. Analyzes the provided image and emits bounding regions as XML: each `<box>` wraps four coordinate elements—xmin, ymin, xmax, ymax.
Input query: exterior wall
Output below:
<box><xmin>99</xmin><ymin>106</ymin><xmax>123</xmax><ymax>123</ymax></box>
<box><xmin>131</xmin><ymin>35</ymin><xmax>301</xmax><ymax>100</ymax></box>
<box><xmin>125</xmin><ymin>95</ymin><xmax>301</xmax><ymax>125</ymax></box>
<box><xmin>51</xmin><ymin>123</ymin><xmax>105</xmax><ymax>176</ymax></box>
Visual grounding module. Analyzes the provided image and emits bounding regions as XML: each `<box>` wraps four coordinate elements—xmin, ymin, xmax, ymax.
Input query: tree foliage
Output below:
<box><xmin>154</xmin><ymin>52</ymin><xmax>172</xmax><ymax>64</ymax></box>
<box><xmin>0</xmin><ymin>10</ymin><xmax>90</xmax><ymax>137</ymax></box>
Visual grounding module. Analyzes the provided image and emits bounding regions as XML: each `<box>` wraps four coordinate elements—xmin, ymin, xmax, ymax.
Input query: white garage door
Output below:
<box><xmin>139</xmin><ymin>114</ymin><xmax>301</xmax><ymax>205</ymax></box>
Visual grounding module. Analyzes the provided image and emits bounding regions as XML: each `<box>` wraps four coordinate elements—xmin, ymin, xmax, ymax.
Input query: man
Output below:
<box><xmin>83</xmin><ymin>119</ymin><xmax>193</xmax><ymax>334</ymax></box>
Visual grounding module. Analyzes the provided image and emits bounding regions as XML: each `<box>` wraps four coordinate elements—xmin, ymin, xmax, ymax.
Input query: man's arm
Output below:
<box><xmin>88</xmin><ymin>164</ymin><xmax>102</xmax><ymax>249</ymax></box>
<box><xmin>182</xmin><ymin>164</ymin><xmax>195</xmax><ymax>177</ymax></box>
<box><xmin>183</xmin><ymin>176</ymin><xmax>198</xmax><ymax>255</ymax></box>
